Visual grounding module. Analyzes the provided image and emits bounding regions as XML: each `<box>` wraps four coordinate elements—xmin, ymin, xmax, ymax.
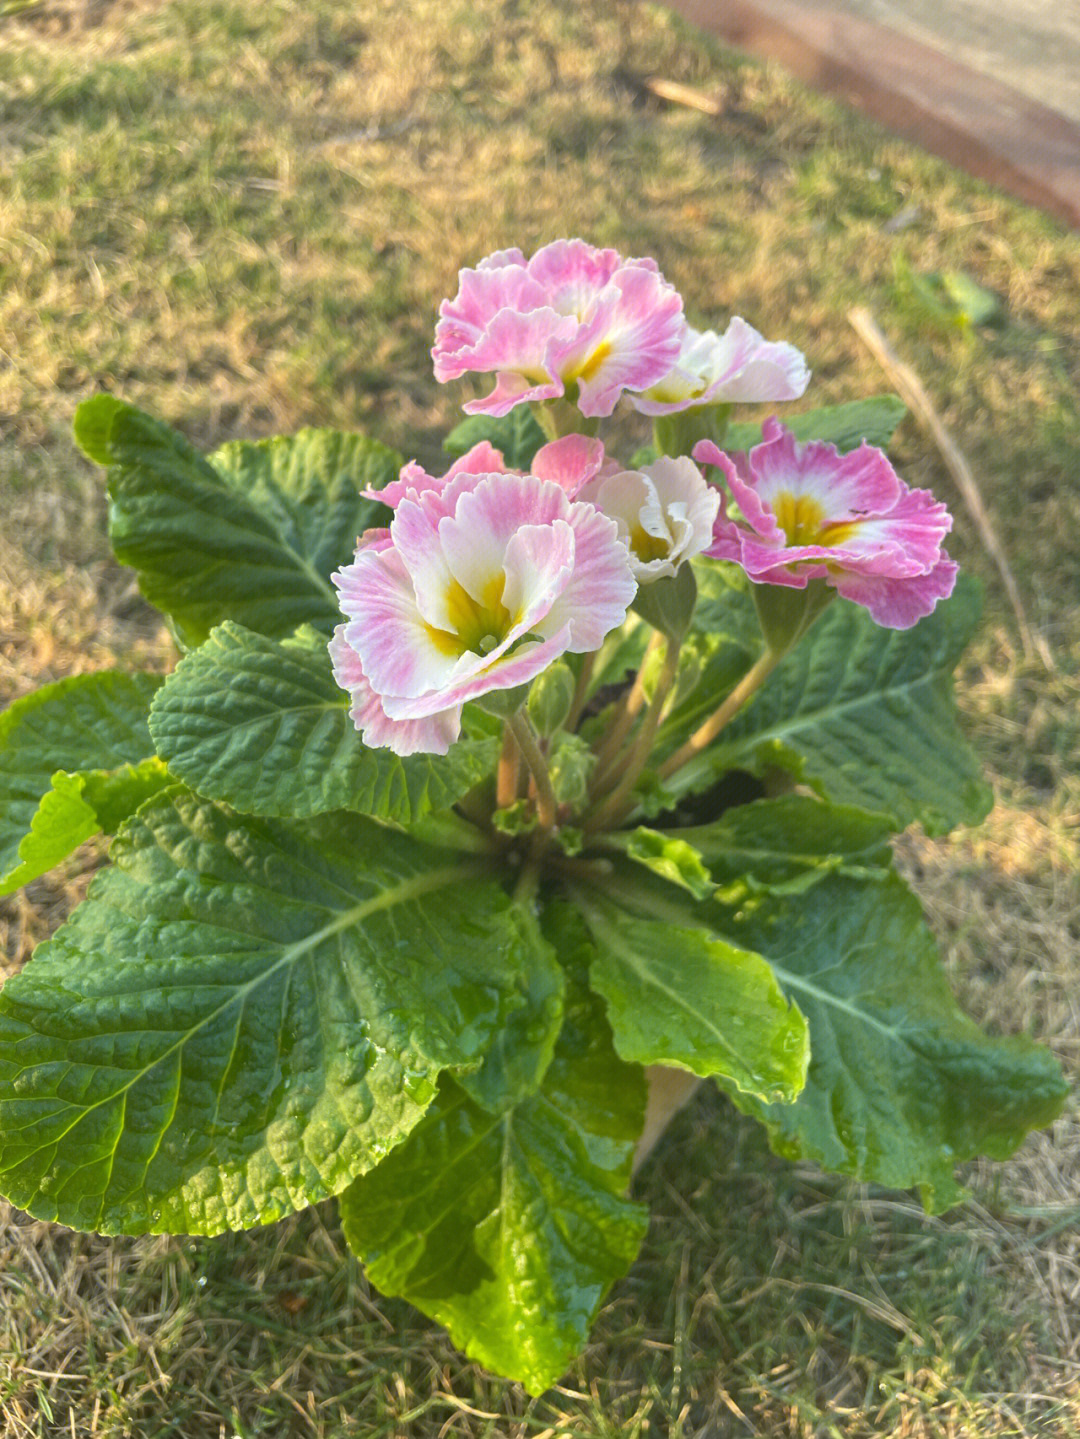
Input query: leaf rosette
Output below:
<box><xmin>0</xmin><ymin>240</ymin><xmax>1066</xmax><ymax>1396</ymax></box>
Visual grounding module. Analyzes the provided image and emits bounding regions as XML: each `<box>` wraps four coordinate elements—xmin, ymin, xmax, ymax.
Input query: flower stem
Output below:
<box><xmin>536</xmin><ymin>398</ymin><xmax>599</xmax><ymax>442</ymax></box>
<box><xmin>497</xmin><ymin>725</ymin><xmax>521</xmax><ymax>810</ymax></box>
<box><xmin>656</xmin><ymin>647</ymin><xmax>781</xmax><ymax>782</ymax></box>
<box><xmin>592</xmin><ymin>630</ymin><xmax>663</xmax><ymax>782</ymax></box>
<box><xmin>565</xmin><ymin>652</ymin><xmax>595</xmax><ymax>734</ymax></box>
<box><xmin>512</xmin><ymin>852</ymin><xmax>542</xmax><ymax>905</ymax></box>
<box><xmin>588</xmin><ymin>635</ymin><xmax>682</xmax><ymax>831</ymax></box>
<box><xmin>508</xmin><ymin>709</ymin><xmax>558</xmax><ymax>831</ymax></box>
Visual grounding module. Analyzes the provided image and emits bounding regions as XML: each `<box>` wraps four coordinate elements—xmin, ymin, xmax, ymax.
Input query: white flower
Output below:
<box><xmin>578</xmin><ymin>457</ymin><xmax>720</xmax><ymax>583</ymax></box>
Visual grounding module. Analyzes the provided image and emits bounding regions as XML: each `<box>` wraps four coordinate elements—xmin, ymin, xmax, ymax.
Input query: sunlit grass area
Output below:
<box><xmin>1</xmin><ymin>0</ymin><xmax>1078</xmax><ymax>1434</ymax></box>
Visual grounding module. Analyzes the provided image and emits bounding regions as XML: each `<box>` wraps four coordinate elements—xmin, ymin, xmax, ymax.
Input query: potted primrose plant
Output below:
<box><xmin>0</xmin><ymin>240</ymin><xmax>1065</xmax><ymax>1393</ymax></box>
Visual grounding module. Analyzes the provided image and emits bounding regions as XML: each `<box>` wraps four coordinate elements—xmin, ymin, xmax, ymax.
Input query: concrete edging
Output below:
<box><xmin>668</xmin><ymin>0</ymin><xmax>1080</xmax><ymax>231</ymax></box>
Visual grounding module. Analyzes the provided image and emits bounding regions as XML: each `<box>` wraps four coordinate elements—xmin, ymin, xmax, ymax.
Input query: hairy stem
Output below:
<box><xmin>565</xmin><ymin>652</ymin><xmax>595</xmax><ymax>734</ymax></box>
<box><xmin>592</xmin><ymin>630</ymin><xmax>663</xmax><ymax>783</ymax></box>
<box><xmin>496</xmin><ymin>724</ymin><xmax>521</xmax><ymax>810</ymax></box>
<box><xmin>588</xmin><ymin>636</ymin><xmax>682</xmax><ymax>830</ymax></box>
<box><xmin>656</xmin><ymin>648</ymin><xmax>781</xmax><ymax>782</ymax></box>
<box><xmin>512</xmin><ymin>852</ymin><xmax>542</xmax><ymax>904</ymax></box>
<box><xmin>508</xmin><ymin>709</ymin><xmax>558</xmax><ymax>831</ymax></box>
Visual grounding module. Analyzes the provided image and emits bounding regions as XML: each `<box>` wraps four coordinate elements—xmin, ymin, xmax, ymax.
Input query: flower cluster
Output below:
<box><xmin>332</xmin><ymin>238</ymin><xmax>956</xmax><ymax>760</ymax></box>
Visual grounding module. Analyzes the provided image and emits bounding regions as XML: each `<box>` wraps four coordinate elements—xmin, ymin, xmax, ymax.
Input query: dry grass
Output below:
<box><xmin>1</xmin><ymin>0</ymin><xmax>1079</xmax><ymax>1433</ymax></box>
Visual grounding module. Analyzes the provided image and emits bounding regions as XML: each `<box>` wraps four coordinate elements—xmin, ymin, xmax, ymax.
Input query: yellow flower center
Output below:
<box><xmin>773</xmin><ymin>492</ymin><xmax>858</xmax><ymax>548</ymax></box>
<box><xmin>426</xmin><ymin>574</ymin><xmax>517</xmax><ymax>658</ymax></box>
<box><xmin>566</xmin><ymin>341</ymin><xmax>612</xmax><ymax>385</ymax></box>
<box><xmin>629</xmin><ymin>526</ymin><xmax>671</xmax><ymax>564</ymax></box>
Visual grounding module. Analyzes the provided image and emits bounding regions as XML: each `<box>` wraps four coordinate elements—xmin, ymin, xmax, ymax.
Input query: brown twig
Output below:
<box><xmin>644</xmin><ymin>76</ymin><xmax>723</xmax><ymax>116</ymax></box>
<box><xmin>848</xmin><ymin>306</ymin><xmax>1055</xmax><ymax>672</ymax></box>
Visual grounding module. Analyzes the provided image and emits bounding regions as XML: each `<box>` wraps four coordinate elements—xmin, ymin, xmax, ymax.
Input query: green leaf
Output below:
<box><xmin>5</xmin><ymin>761</ymin><xmax>172</xmax><ymax>896</ymax></box>
<box><xmin>456</xmin><ymin>907</ymin><xmax>565</xmax><ymax>1115</ymax></box>
<box><xmin>72</xmin><ymin>393</ymin><xmax>127</xmax><ymax>465</ymax></box>
<box><xmin>666</xmin><ymin>577</ymin><xmax>992</xmax><ymax>836</ymax></box>
<box><xmin>0</xmin><ymin>791</ymin><xmax>546</xmax><ymax>1235</ymax></box>
<box><xmin>148</xmin><ymin>623</ymin><xmax>496</xmax><ymax>821</ymax></box>
<box><xmin>939</xmin><ymin>271</ymin><xmax>1001</xmax><ymax>328</ymax></box>
<box><xmin>673</xmin><ymin>794</ymin><xmax>894</xmax><ymax>898</ymax></box>
<box><xmin>571</xmin><ymin>889</ymin><xmax>808</xmax><ymax>1102</ymax></box>
<box><xmin>210</xmin><ymin>427</ymin><xmax>400</xmax><ymax>505</ymax></box>
<box><xmin>721</xmin><ymin>873</ymin><xmax>1068</xmax><ymax>1210</ymax></box>
<box><xmin>0</xmin><ymin>671</ymin><xmax>165</xmax><ymax>895</ymax></box>
<box><xmin>725</xmin><ymin>395</ymin><xmax>907</xmax><ymax>454</ymax></box>
<box><xmin>688</xmin><ymin>556</ymin><xmax>759</xmax><ymax>640</ymax></box>
<box><xmin>443</xmin><ymin>408</ymin><xmax>548</xmax><ymax>470</ymax></box>
<box><xmin>605</xmin><ymin>827</ymin><xmax>715</xmax><ymax>900</ymax></box>
<box><xmin>899</xmin><ymin>260</ymin><xmax>1002</xmax><ymax>332</ymax></box>
<box><xmin>527</xmin><ymin>661</ymin><xmax>576</xmax><ymax>738</ymax></box>
<box><xmin>339</xmin><ymin>916</ymin><xmax>648</xmax><ymax>1395</ymax></box>
<box><xmin>548</xmin><ymin>732</ymin><xmax>595</xmax><ymax>810</ymax></box>
<box><xmin>74</xmin><ymin>399</ymin><xmax>398</xmax><ymax>647</ymax></box>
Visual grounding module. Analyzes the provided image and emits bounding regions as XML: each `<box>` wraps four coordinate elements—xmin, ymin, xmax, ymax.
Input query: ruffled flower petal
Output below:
<box><xmin>541</xmin><ymin>502</ymin><xmax>638</xmax><ymax>649</ymax></box>
<box><xmin>531</xmin><ymin>434</ymin><xmax>606</xmax><ymax>497</ymax></box>
<box><xmin>633</xmin><ymin>318</ymin><xmax>810</xmax><ymax>415</ymax></box>
<box><xmin>830</xmin><ymin>557</ymin><xmax>959</xmax><ymax>629</ymax></box>
<box><xmin>363</xmin><ymin>441</ymin><xmax>513</xmax><ymax>513</ymax></box>
<box><xmin>329</xmin><ymin>627</ymin><xmax>461</xmax><ymax>756</ymax></box>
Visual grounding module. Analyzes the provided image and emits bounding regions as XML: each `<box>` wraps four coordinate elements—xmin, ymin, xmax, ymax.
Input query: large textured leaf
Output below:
<box><xmin>455</xmin><ymin>923</ymin><xmax>565</xmax><ymax>1116</ymax></box>
<box><xmin>571</xmin><ymin>890</ymin><xmax>807</xmax><ymax>1103</ymax></box>
<box><xmin>340</xmin><ymin>917</ymin><xmax>648</xmax><ymax>1395</ymax></box>
<box><xmin>442</xmin><ymin>407</ymin><xmax>548</xmax><ymax>470</ymax></box>
<box><xmin>148</xmin><ymin>623</ymin><xmax>496</xmax><ymax>820</ymax></box>
<box><xmin>664</xmin><ymin>578</ymin><xmax>992</xmax><ymax>835</ymax></box>
<box><xmin>674</xmin><ymin>794</ymin><xmax>894</xmax><ymax>898</ymax></box>
<box><xmin>0</xmin><ymin>671</ymin><xmax>165</xmax><ymax>894</ymax></box>
<box><xmin>725</xmin><ymin>395</ymin><xmax>907</xmax><ymax>454</ymax></box>
<box><xmin>721</xmin><ymin>873</ymin><xmax>1068</xmax><ymax>1210</ymax></box>
<box><xmin>0</xmin><ymin>791</ymin><xmax>546</xmax><ymax>1235</ymax></box>
<box><xmin>74</xmin><ymin>397</ymin><xmax>398</xmax><ymax>646</ymax></box>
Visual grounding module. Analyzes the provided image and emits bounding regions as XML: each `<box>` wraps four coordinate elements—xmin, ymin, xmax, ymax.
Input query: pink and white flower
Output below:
<box><xmin>578</xmin><ymin>456</ymin><xmax>720</xmax><ymax>582</ymax></box>
<box><xmin>432</xmin><ymin>239</ymin><xmax>685</xmax><ymax>418</ymax></box>
<box><xmin>331</xmin><ymin>468</ymin><xmax>637</xmax><ymax>755</ymax></box>
<box><xmin>632</xmin><ymin>318</ymin><xmax>810</xmax><ymax>416</ymax></box>
<box><xmin>695</xmin><ymin>419</ymin><xmax>957</xmax><ymax>629</ymax></box>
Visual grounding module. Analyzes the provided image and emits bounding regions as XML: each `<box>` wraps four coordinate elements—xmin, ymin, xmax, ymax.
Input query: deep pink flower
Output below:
<box><xmin>432</xmin><ymin>240</ymin><xmax>685</xmax><ymax>418</ymax></box>
<box><xmin>694</xmin><ymin>419</ymin><xmax>957</xmax><ymax>628</ymax></box>
<box><xmin>331</xmin><ymin>469</ymin><xmax>637</xmax><ymax>754</ymax></box>
<box><xmin>631</xmin><ymin>319</ymin><xmax>810</xmax><ymax>416</ymax></box>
